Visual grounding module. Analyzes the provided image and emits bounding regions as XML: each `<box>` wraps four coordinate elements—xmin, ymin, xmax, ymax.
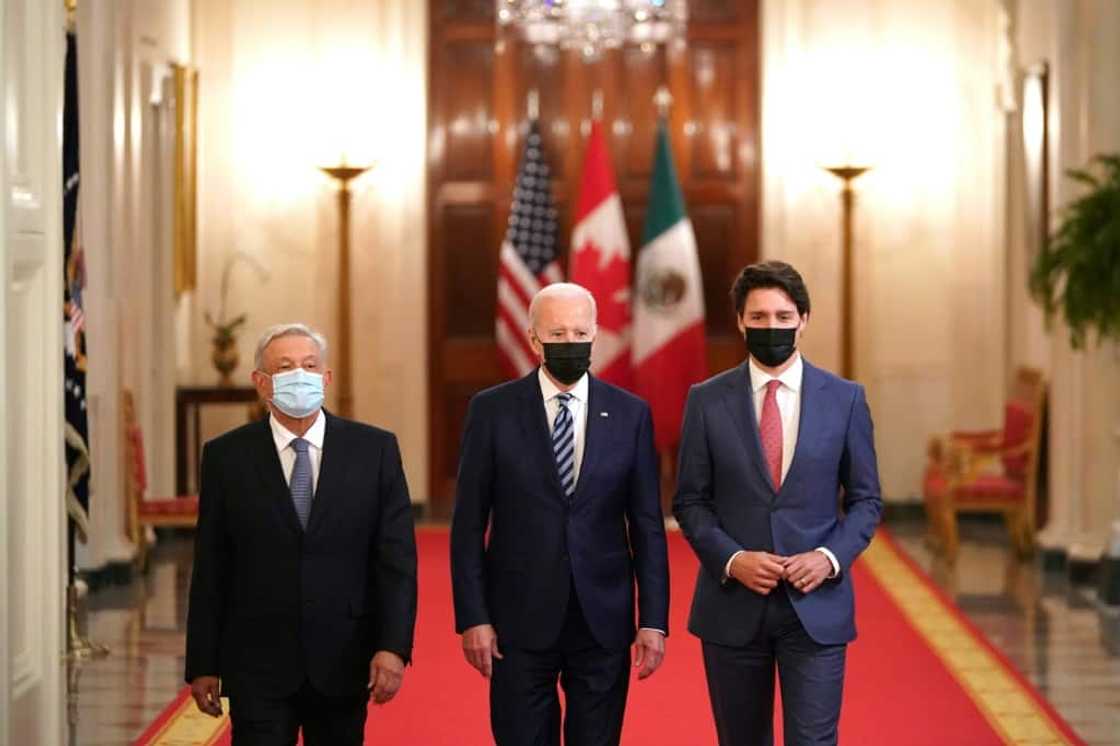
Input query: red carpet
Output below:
<box><xmin>137</xmin><ymin>528</ymin><xmax>1085</xmax><ymax>745</ymax></box>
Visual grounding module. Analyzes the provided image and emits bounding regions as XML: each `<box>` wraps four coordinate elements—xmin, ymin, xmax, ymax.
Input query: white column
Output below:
<box><xmin>1029</xmin><ymin>0</ymin><xmax>1078</xmax><ymax>554</ymax></box>
<box><xmin>76</xmin><ymin>0</ymin><xmax>136</xmax><ymax>570</ymax></box>
<box><xmin>1038</xmin><ymin>0</ymin><xmax>1120</xmax><ymax>561</ymax></box>
<box><xmin>1</xmin><ymin>5</ymin><xmax>9</xmax><ymax>734</ymax></box>
<box><xmin>1074</xmin><ymin>0</ymin><xmax>1120</xmax><ymax>560</ymax></box>
<box><xmin>1</xmin><ymin>0</ymin><xmax>68</xmax><ymax>741</ymax></box>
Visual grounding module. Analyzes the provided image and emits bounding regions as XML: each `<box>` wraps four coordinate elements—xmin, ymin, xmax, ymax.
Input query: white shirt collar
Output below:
<box><xmin>748</xmin><ymin>352</ymin><xmax>803</xmax><ymax>394</ymax></box>
<box><xmin>538</xmin><ymin>367</ymin><xmax>589</xmax><ymax>404</ymax></box>
<box><xmin>269</xmin><ymin>409</ymin><xmax>326</xmax><ymax>452</ymax></box>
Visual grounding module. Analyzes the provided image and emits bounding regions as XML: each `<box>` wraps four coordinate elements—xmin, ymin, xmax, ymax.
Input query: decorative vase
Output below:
<box><xmin>211</xmin><ymin>334</ymin><xmax>239</xmax><ymax>386</ymax></box>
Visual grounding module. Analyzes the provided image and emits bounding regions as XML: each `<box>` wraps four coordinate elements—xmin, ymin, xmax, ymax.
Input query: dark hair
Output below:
<box><xmin>729</xmin><ymin>261</ymin><xmax>811</xmax><ymax>318</ymax></box>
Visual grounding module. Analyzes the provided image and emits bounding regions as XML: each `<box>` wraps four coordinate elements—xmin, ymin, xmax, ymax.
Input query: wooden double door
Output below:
<box><xmin>427</xmin><ymin>0</ymin><xmax>761</xmax><ymax>518</ymax></box>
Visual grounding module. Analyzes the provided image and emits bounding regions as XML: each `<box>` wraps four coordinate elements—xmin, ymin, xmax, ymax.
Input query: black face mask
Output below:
<box><xmin>541</xmin><ymin>342</ymin><xmax>592</xmax><ymax>385</ymax></box>
<box><xmin>744</xmin><ymin>327</ymin><xmax>797</xmax><ymax>368</ymax></box>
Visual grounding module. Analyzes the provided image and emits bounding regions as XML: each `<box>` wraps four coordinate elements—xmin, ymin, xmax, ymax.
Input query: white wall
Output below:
<box><xmin>1</xmin><ymin>0</ymin><xmax>68</xmax><ymax>741</ymax></box>
<box><xmin>762</xmin><ymin>0</ymin><xmax>1010</xmax><ymax>502</ymax></box>
<box><xmin>190</xmin><ymin>0</ymin><xmax>429</xmax><ymax>501</ymax></box>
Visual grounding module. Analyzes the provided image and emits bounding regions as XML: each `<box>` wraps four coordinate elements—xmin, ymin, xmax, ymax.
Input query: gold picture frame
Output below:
<box><xmin>173</xmin><ymin>63</ymin><xmax>199</xmax><ymax>296</ymax></box>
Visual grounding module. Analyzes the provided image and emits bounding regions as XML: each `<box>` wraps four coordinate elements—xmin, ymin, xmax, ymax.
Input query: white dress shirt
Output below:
<box><xmin>270</xmin><ymin>410</ymin><xmax>326</xmax><ymax>494</ymax></box>
<box><xmin>538</xmin><ymin>367</ymin><xmax>664</xmax><ymax>636</ymax></box>
<box><xmin>539</xmin><ymin>368</ymin><xmax>589</xmax><ymax>485</ymax></box>
<box><xmin>725</xmin><ymin>353</ymin><xmax>840</xmax><ymax>580</ymax></box>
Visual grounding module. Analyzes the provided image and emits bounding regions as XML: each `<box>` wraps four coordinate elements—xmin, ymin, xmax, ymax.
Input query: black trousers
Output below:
<box><xmin>228</xmin><ymin>679</ymin><xmax>369</xmax><ymax>746</ymax></box>
<box><xmin>490</xmin><ymin>585</ymin><xmax>631</xmax><ymax>746</ymax></box>
<box><xmin>702</xmin><ymin>589</ymin><xmax>846</xmax><ymax>746</ymax></box>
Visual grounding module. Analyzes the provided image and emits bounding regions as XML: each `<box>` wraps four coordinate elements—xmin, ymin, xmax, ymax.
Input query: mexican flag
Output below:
<box><xmin>569</xmin><ymin>120</ymin><xmax>633</xmax><ymax>388</ymax></box>
<box><xmin>633</xmin><ymin>120</ymin><xmax>707</xmax><ymax>451</ymax></box>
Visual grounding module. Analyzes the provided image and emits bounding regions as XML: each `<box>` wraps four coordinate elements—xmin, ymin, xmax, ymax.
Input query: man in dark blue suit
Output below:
<box><xmin>674</xmin><ymin>261</ymin><xmax>882</xmax><ymax>746</ymax></box>
<box><xmin>451</xmin><ymin>283</ymin><xmax>670</xmax><ymax>746</ymax></box>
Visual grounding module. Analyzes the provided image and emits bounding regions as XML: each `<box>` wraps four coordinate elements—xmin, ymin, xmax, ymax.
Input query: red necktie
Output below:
<box><xmin>760</xmin><ymin>379</ymin><xmax>783</xmax><ymax>489</ymax></box>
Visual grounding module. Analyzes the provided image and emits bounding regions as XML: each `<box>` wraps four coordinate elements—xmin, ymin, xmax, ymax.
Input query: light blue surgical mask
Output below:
<box><xmin>270</xmin><ymin>368</ymin><xmax>324</xmax><ymax>418</ymax></box>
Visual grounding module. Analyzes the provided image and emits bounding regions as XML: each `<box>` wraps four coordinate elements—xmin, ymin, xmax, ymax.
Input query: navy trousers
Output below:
<box><xmin>490</xmin><ymin>581</ymin><xmax>631</xmax><ymax>746</ymax></box>
<box><xmin>701</xmin><ymin>588</ymin><xmax>846</xmax><ymax>746</ymax></box>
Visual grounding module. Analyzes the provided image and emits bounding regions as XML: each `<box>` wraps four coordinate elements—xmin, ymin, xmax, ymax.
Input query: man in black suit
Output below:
<box><xmin>450</xmin><ymin>282</ymin><xmax>671</xmax><ymax>746</ymax></box>
<box><xmin>185</xmin><ymin>323</ymin><xmax>418</xmax><ymax>746</ymax></box>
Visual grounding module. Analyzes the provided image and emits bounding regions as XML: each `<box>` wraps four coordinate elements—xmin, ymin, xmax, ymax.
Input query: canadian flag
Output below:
<box><xmin>569</xmin><ymin>120</ymin><xmax>632</xmax><ymax>388</ymax></box>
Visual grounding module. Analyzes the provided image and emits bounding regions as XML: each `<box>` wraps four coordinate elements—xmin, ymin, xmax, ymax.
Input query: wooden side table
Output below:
<box><xmin>175</xmin><ymin>386</ymin><xmax>262</xmax><ymax>494</ymax></box>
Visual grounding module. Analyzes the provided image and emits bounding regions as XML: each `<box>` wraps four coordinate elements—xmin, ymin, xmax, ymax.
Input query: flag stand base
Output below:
<box><xmin>64</xmin><ymin>584</ymin><xmax>109</xmax><ymax>660</ymax></box>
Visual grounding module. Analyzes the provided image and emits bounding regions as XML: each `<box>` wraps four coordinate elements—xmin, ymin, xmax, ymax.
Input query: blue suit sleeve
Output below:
<box><xmin>825</xmin><ymin>385</ymin><xmax>883</xmax><ymax>571</ymax></box>
<box><xmin>673</xmin><ymin>387</ymin><xmax>744</xmax><ymax>581</ymax></box>
<box><xmin>449</xmin><ymin>395</ymin><xmax>494</xmax><ymax>633</ymax></box>
<box><xmin>626</xmin><ymin>405</ymin><xmax>670</xmax><ymax>635</ymax></box>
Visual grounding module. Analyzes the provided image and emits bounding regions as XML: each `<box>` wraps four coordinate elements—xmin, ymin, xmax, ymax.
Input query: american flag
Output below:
<box><xmin>496</xmin><ymin>120</ymin><xmax>562</xmax><ymax>377</ymax></box>
<box><xmin>63</xmin><ymin>30</ymin><xmax>92</xmax><ymax>541</ymax></box>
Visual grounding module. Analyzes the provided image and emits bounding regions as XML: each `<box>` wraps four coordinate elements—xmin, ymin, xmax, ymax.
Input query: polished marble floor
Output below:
<box><xmin>70</xmin><ymin>518</ymin><xmax>1120</xmax><ymax>745</ymax></box>
<box><xmin>890</xmin><ymin>519</ymin><xmax>1120</xmax><ymax>745</ymax></box>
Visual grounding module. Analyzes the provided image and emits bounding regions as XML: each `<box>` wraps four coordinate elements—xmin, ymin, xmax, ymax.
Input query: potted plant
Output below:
<box><xmin>204</xmin><ymin>311</ymin><xmax>247</xmax><ymax>386</ymax></box>
<box><xmin>1029</xmin><ymin>153</ymin><xmax>1120</xmax><ymax>349</ymax></box>
<box><xmin>205</xmin><ymin>251</ymin><xmax>269</xmax><ymax>386</ymax></box>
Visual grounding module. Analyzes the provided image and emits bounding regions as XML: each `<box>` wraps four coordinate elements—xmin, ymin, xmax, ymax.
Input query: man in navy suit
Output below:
<box><xmin>674</xmin><ymin>261</ymin><xmax>882</xmax><ymax>746</ymax></box>
<box><xmin>451</xmin><ymin>283</ymin><xmax>670</xmax><ymax>746</ymax></box>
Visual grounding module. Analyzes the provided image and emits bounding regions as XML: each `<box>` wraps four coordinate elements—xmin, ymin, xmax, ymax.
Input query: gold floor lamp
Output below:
<box><xmin>824</xmin><ymin>166</ymin><xmax>870</xmax><ymax>381</ymax></box>
<box><xmin>319</xmin><ymin>164</ymin><xmax>370</xmax><ymax>419</ymax></box>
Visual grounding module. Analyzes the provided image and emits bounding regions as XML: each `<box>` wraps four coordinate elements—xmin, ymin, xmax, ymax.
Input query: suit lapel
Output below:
<box><xmin>518</xmin><ymin>372</ymin><xmax>566</xmax><ymax>499</ymax></box>
<box><xmin>723</xmin><ymin>362</ymin><xmax>777</xmax><ymax>496</ymax></box>
<box><xmin>306</xmin><ymin>412</ymin><xmax>348</xmax><ymax>535</ymax></box>
<box><xmin>778</xmin><ymin>360</ymin><xmax>828</xmax><ymax>497</ymax></box>
<box><xmin>572</xmin><ymin>377</ymin><xmax>604</xmax><ymax>501</ymax></box>
<box><xmin>252</xmin><ymin>419</ymin><xmax>304</xmax><ymax>536</ymax></box>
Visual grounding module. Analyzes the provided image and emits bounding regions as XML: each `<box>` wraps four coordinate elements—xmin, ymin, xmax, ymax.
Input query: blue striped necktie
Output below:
<box><xmin>289</xmin><ymin>437</ymin><xmax>313</xmax><ymax>529</ymax></box>
<box><xmin>552</xmin><ymin>393</ymin><xmax>576</xmax><ymax>498</ymax></box>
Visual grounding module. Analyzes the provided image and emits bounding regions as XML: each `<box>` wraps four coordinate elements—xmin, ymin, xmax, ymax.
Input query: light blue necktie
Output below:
<box><xmin>290</xmin><ymin>437</ymin><xmax>313</xmax><ymax>529</ymax></box>
<box><xmin>552</xmin><ymin>393</ymin><xmax>576</xmax><ymax>498</ymax></box>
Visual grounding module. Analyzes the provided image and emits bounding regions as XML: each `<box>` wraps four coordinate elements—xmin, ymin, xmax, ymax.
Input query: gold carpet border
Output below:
<box><xmin>862</xmin><ymin>537</ymin><xmax>1074</xmax><ymax>746</ymax></box>
<box><xmin>144</xmin><ymin>695</ymin><xmax>229</xmax><ymax>746</ymax></box>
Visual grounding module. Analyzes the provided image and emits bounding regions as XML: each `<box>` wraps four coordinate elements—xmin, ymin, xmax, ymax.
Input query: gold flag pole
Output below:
<box><xmin>65</xmin><ymin>584</ymin><xmax>110</xmax><ymax>660</ymax></box>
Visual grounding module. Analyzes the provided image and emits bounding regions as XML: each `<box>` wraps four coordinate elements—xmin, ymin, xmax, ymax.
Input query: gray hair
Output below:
<box><xmin>254</xmin><ymin>323</ymin><xmax>329</xmax><ymax>369</ymax></box>
<box><xmin>528</xmin><ymin>283</ymin><xmax>598</xmax><ymax>328</ymax></box>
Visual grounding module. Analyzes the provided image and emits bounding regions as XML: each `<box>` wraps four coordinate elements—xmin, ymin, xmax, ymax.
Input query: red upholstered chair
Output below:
<box><xmin>922</xmin><ymin>368</ymin><xmax>1046</xmax><ymax>561</ymax></box>
<box><xmin>124</xmin><ymin>390</ymin><xmax>199</xmax><ymax>568</ymax></box>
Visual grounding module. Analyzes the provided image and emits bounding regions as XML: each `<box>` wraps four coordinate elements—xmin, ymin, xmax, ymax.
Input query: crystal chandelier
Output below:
<box><xmin>497</xmin><ymin>0</ymin><xmax>688</xmax><ymax>58</ymax></box>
